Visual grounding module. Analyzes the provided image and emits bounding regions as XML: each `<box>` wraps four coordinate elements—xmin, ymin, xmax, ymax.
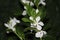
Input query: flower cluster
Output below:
<box><xmin>4</xmin><ymin>0</ymin><xmax>47</xmax><ymax>40</ymax></box>
<box><xmin>21</xmin><ymin>0</ymin><xmax>34</xmax><ymax>6</ymax></box>
<box><xmin>29</xmin><ymin>15</ymin><xmax>47</xmax><ymax>38</ymax></box>
<box><xmin>4</xmin><ymin>17</ymin><xmax>20</xmax><ymax>31</ymax></box>
<box><xmin>21</xmin><ymin>0</ymin><xmax>46</xmax><ymax>16</ymax></box>
<box><xmin>21</xmin><ymin>0</ymin><xmax>47</xmax><ymax>39</ymax></box>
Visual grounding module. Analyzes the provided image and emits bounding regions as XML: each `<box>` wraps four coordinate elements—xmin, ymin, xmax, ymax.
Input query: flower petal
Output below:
<box><xmin>24</xmin><ymin>6</ymin><xmax>27</xmax><ymax>9</ymax></box>
<box><xmin>22</xmin><ymin>10</ymin><xmax>27</xmax><ymax>16</ymax></box>
<box><xmin>35</xmin><ymin>32</ymin><xmax>43</xmax><ymax>38</ymax></box>
<box><xmin>36</xmin><ymin>25</ymin><xmax>42</xmax><ymax>30</ymax></box>
<box><xmin>30</xmin><ymin>2</ymin><xmax>34</xmax><ymax>6</ymax></box>
<box><xmin>41</xmin><ymin>2</ymin><xmax>46</xmax><ymax>6</ymax></box>
<box><xmin>29</xmin><ymin>16</ymin><xmax>34</xmax><ymax>21</ymax></box>
<box><xmin>39</xmin><ymin>0</ymin><xmax>46</xmax><ymax>6</ymax></box>
<box><xmin>35</xmin><ymin>32</ymin><xmax>41</xmax><ymax>38</ymax></box>
<box><xmin>36</xmin><ymin>16</ymin><xmax>41</xmax><ymax>22</ymax></box>
<box><xmin>11</xmin><ymin>22</ymin><xmax>16</xmax><ymax>27</ymax></box>
<box><xmin>36</xmin><ymin>9</ymin><xmax>39</xmax><ymax>14</ymax></box>
<box><xmin>21</xmin><ymin>0</ymin><xmax>30</xmax><ymax>4</ymax></box>
<box><xmin>4</xmin><ymin>23</ymin><xmax>9</xmax><ymax>27</ymax></box>
<box><xmin>13</xmin><ymin>17</ymin><xmax>20</xmax><ymax>23</ymax></box>
<box><xmin>39</xmin><ymin>21</ymin><xmax>44</xmax><ymax>26</ymax></box>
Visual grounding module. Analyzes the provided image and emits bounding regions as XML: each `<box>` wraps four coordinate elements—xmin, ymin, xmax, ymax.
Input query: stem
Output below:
<box><xmin>13</xmin><ymin>31</ymin><xmax>23</xmax><ymax>40</ymax></box>
<box><xmin>40</xmin><ymin>38</ymin><xmax>42</xmax><ymax>40</ymax></box>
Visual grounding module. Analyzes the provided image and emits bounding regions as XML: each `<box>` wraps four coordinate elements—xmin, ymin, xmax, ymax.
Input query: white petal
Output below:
<box><xmin>30</xmin><ymin>2</ymin><xmax>34</xmax><ymax>6</ymax></box>
<box><xmin>29</xmin><ymin>16</ymin><xmax>34</xmax><ymax>21</ymax></box>
<box><xmin>39</xmin><ymin>0</ymin><xmax>46</xmax><ymax>6</ymax></box>
<box><xmin>39</xmin><ymin>21</ymin><xmax>44</xmax><ymax>26</ymax></box>
<box><xmin>24</xmin><ymin>6</ymin><xmax>27</xmax><ymax>9</ymax></box>
<box><xmin>11</xmin><ymin>22</ymin><xmax>16</xmax><ymax>27</ymax></box>
<box><xmin>41</xmin><ymin>2</ymin><xmax>46</xmax><ymax>6</ymax></box>
<box><xmin>16</xmin><ymin>20</ymin><xmax>20</xmax><ymax>23</ymax></box>
<box><xmin>14</xmin><ymin>19</ymin><xmax>20</xmax><ymax>23</ymax></box>
<box><xmin>35</xmin><ymin>32</ymin><xmax>43</xmax><ymax>38</ymax></box>
<box><xmin>36</xmin><ymin>16</ymin><xmax>40</xmax><ymax>22</ymax></box>
<box><xmin>35</xmin><ymin>32</ymin><xmax>41</xmax><ymax>38</ymax></box>
<box><xmin>21</xmin><ymin>0</ymin><xmax>30</xmax><ymax>4</ymax></box>
<box><xmin>21</xmin><ymin>0</ymin><xmax>26</xmax><ymax>3</ymax></box>
<box><xmin>4</xmin><ymin>23</ymin><xmax>9</xmax><ymax>27</ymax></box>
<box><xmin>9</xmin><ymin>18</ymin><xmax>16</xmax><ymax>28</ymax></box>
<box><xmin>13</xmin><ymin>17</ymin><xmax>20</xmax><ymax>23</ymax></box>
<box><xmin>22</xmin><ymin>10</ymin><xmax>27</xmax><ymax>16</ymax></box>
<box><xmin>36</xmin><ymin>25</ymin><xmax>42</xmax><ymax>30</ymax></box>
<box><xmin>21</xmin><ymin>0</ymin><xmax>25</xmax><ymax>3</ymax></box>
<box><xmin>39</xmin><ymin>31</ymin><xmax>44</xmax><ymax>38</ymax></box>
<box><xmin>9</xmin><ymin>18</ymin><xmax>13</xmax><ymax>23</ymax></box>
<box><xmin>36</xmin><ymin>9</ymin><xmax>39</xmax><ymax>14</ymax></box>
<box><xmin>40</xmin><ymin>30</ymin><xmax>47</xmax><ymax>36</ymax></box>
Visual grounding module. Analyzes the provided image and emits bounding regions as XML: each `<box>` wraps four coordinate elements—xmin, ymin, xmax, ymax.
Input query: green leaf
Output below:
<box><xmin>26</xmin><ymin>5</ymin><xmax>36</xmax><ymax>16</ymax></box>
<box><xmin>24</xmin><ymin>27</ymin><xmax>40</xmax><ymax>32</ymax></box>
<box><xmin>30</xmin><ymin>9</ymin><xmax>36</xmax><ymax>17</ymax></box>
<box><xmin>26</xmin><ymin>5</ymin><xmax>32</xmax><ymax>16</ymax></box>
<box><xmin>22</xmin><ymin>18</ymin><xmax>32</xmax><ymax>22</ymax></box>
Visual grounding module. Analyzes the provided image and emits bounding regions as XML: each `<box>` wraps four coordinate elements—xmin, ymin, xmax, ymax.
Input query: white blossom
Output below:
<box><xmin>39</xmin><ymin>0</ymin><xmax>46</xmax><ymax>6</ymax></box>
<box><xmin>29</xmin><ymin>16</ymin><xmax>44</xmax><ymax>30</ymax></box>
<box><xmin>22</xmin><ymin>10</ymin><xmax>27</xmax><ymax>16</ymax></box>
<box><xmin>36</xmin><ymin>9</ymin><xmax>39</xmax><ymax>14</ymax></box>
<box><xmin>29</xmin><ymin>16</ymin><xmax>34</xmax><ymax>21</ymax></box>
<box><xmin>4</xmin><ymin>17</ymin><xmax>20</xmax><ymax>31</ymax></box>
<box><xmin>35</xmin><ymin>30</ymin><xmax>47</xmax><ymax>38</ymax></box>
<box><xmin>21</xmin><ymin>0</ymin><xmax>30</xmax><ymax>4</ymax></box>
<box><xmin>21</xmin><ymin>0</ymin><xmax>34</xmax><ymax>6</ymax></box>
<box><xmin>30</xmin><ymin>2</ymin><xmax>34</xmax><ymax>6</ymax></box>
<box><xmin>24</xmin><ymin>6</ymin><xmax>27</xmax><ymax>9</ymax></box>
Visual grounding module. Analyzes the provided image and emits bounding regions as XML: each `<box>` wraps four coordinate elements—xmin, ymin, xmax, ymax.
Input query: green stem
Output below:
<box><xmin>13</xmin><ymin>31</ymin><xmax>23</xmax><ymax>40</ymax></box>
<box><xmin>40</xmin><ymin>38</ymin><xmax>42</xmax><ymax>40</ymax></box>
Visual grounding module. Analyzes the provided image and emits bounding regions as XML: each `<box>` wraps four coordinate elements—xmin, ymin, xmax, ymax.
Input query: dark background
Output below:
<box><xmin>0</xmin><ymin>0</ymin><xmax>60</xmax><ymax>40</ymax></box>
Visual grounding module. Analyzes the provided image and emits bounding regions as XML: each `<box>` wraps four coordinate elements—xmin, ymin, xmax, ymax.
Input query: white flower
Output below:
<box><xmin>36</xmin><ymin>9</ymin><xmax>39</xmax><ymax>14</ymax></box>
<box><xmin>4</xmin><ymin>17</ymin><xmax>20</xmax><ymax>31</ymax></box>
<box><xmin>24</xmin><ymin>6</ymin><xmax>27</xmax><ymax>9</ymax></box>
<box><xmin>35</xmin><ymin>30</ymin><xmax>47</xmax><ymax>38</ymax></box>
<box><xmin>29</xmin><ymin>16</ymin><xmax>44</xmax><ymax>30</ymax></box>
<box><xmin>22</xmin><ymin>10</ymin><xmax>27</xmax><ymax>16</ymax></box>
<box><xmin>30</xmin><ymin>2</ymin><xmax>34</xmax><ymax>6</ymax></box>
<box><xmin>21</xmin><ymin>0</ymin><xmax>30</xmax><ymax>4</ymax></box>
<box><xmin>21</xmin><ymin>0</ymin><xmax>34</xmax><ymax>6</ymax></box>
<box><xmin>39</xmin><ymin>0</ymin><xmax>46</xmax><ymax>6</ymax></box>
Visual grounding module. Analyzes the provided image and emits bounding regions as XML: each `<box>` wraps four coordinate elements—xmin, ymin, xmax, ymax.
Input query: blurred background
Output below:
<box><xmin>0</xmin><ymin>0</ymin><xmax>60</xmax><ymax>40</ymax></box>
